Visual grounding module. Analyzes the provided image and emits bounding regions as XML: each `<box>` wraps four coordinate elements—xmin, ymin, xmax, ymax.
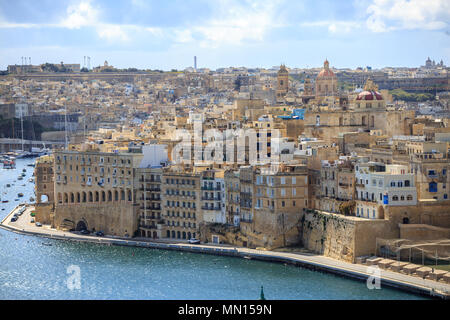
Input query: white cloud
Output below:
<box><xmin>193</xmin><ymin>0</ymin><xmax>284</xmax><ymax>48</ymax></box>
<box><xmin>61</xmin><ymin>0</ymin><xmax>99</xmax><ymax>29</ymax></box>
<box><xmin>97</xmin><ymin>25</ymin><xmax>130</xmax><ymax>42</ymax></box>
<box><xmin>366</xmin><ymin>0</ymin><xmax>450</xmax><ymax>32</ymax></box>
<box><xmin>300</xmin><ymin>20</ymin><xmax>362</xmax><ymax>34</ymax></box>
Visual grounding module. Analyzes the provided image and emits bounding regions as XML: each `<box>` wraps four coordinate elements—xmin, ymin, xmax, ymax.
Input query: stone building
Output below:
<box><xmin>135</xmin><ymin>167</ymin><xmax>163</xmax><ymax>239</ymax></box>
<box><xmin>34</xmin><ymin>155</ymin><xmax>55</xmax><ymax>225</ymax></box>
<box><xmin>52</xmin><ymin>148</ymin><xmax>143</xmax><ymax>236</ymax></box>
<box><xmin>243</xmin><ymin>164</ymin><xmax>309</xmax><ymax>248</ymax></box>
<box><xmin>355</xmin><ymin>163</ymin><xmax>417</xmax><ymax>219</ymax></box>
<box><xmin>224</xmin><ymin>170</ymin><xmax>241</xmax><ymax>226</ymax></box>
<box><xmin>161</xmin><ymin>166</ymin><xmax>202</xmax><ymax>240</ymax></box>
<box><xmin>200</xmin><ymin>169</ymin><xmax>226</xmax><ymax>224</ymax></box>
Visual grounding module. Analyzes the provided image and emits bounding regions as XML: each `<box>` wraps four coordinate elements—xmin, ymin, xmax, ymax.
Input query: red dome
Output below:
<box><xmin>317</xmin><ymin>69</ymin><xmax>335</xmax><ymax>78</ymax></box>
<box><xmin>356</xmin><ymin>91</ymin><xmax>383</xmax><ymax>101</ymax></box>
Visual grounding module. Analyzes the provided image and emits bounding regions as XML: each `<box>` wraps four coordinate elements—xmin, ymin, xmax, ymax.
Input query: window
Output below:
<box><xmin>392</xmin><ymin>195</ymin><xmax>399</xmax><ymax>201</ymax></box>
<box><xmin>429</xmin><ymin>182</ymin><xmax>438</xmax><ymax>193</ymax></box>
<box><xmin>407</xmin><ymin>195</ymin><xmax>413</xmax><ymax>201</ymax></box>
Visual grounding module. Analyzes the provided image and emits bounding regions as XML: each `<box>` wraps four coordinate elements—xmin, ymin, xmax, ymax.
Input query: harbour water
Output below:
<box><xmin>0</xmin><ymin>159</ymin><xmax>427</xmax><ymax>300</ymax></box>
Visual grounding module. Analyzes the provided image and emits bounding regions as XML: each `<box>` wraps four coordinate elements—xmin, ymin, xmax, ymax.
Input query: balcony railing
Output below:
<box><xmin>201</xmin><ymin>206</ymin><xmax>221</xmax><ymax>211</ymax></box>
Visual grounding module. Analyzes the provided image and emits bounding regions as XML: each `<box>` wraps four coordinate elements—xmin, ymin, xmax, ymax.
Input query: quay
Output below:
<box><xmin>1</xmin><ymin>204</ymin><xmax>449</xmax><ymax>300</ymax></box>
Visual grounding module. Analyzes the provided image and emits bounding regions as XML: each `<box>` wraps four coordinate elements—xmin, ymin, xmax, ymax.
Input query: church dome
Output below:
<box><xmin>317</xmin><ymin>59</ymin><xmax>335</xmax><ymax>78</ymax></box>
<box><xmin>356</xmin><ymin>78</ymin><xmax>383</xmax><ymax>100</ymax></box>
<box><xmin>356</xmin><ymin>90</ymin><xmax>383</xmax><ymax>101</ymax></box>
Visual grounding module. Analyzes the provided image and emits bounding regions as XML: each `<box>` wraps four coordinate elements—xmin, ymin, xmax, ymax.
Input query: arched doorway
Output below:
<box><xmin>76</xmin><ymin>220</ymin><xmax>88</xmax><ymax>231</ymax></box>
<box><xmin>402</xmin><ymin>217</ymin><xmax>409</xmax><ymax>224</ymax></box>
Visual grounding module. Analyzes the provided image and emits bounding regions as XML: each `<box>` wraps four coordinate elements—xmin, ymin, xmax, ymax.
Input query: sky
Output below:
<box><xmin>0</xmin><ymin>0</ymin><xmax>449</xmax><ymax>70</ymax></box>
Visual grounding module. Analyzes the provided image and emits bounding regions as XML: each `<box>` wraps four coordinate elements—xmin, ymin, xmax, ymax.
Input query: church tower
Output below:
<box><xmin>276</xmin><ymin>64</ymin><xmax>289</xmax><ymax>103</ymax></box>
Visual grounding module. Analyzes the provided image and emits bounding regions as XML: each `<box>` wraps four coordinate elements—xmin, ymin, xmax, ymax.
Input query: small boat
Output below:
<box><xmin>18</xmin><ymin>177</ymin><xmax>23</xmax><ymax>180</ymax></box>
<box><xmin>29</xmin><ymin>197</ymin><xmax>35</xmax><ymax>202</ymax></box>
<box><xmin>6</xmin><ymin>184</ymin><xmax>10</xmax><ymax>188</ymax></box>
<box><xmin>42</xmin><ymin>243</ymin><xmax>52</xmax><ymax>246</ymax></box>
<box><xmin>18</xmin><ymin>193</ymin><xmax>24</xmax><ymax>197</ymax></box>
<box><xmin>28</xmin><ymin>178</ymin><xmax>34</xmax><ymax>183</ymax></box>
<box><xmin>2</xmin><ymin>200</ymin><xmax>8</xmax><ymax>203</ymax></box>
<box><xmin>22</xmin><ymin>169</ymin><xmax>26</xmax><ymax>172</ymax></box>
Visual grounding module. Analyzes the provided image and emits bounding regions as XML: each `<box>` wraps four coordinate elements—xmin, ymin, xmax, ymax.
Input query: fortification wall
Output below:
<box><xmin>54</xmin><ymin>203</ymin><xmax>138</xmax><ymax>237</ymax></box>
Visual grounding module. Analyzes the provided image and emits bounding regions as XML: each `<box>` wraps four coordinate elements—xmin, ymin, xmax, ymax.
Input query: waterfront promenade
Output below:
<box><xmin>1</xmin><ymin>205</ymin><xmax>449</xmax><ymax>300</ymax></box>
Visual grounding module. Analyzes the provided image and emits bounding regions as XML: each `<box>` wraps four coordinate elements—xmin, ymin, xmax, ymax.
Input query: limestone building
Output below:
<box><xmin>52</xmin><ymin>148</ymin><xmax>143</xmax><ymax>236</ymax></box>
<box><xmin>161</xmin><ymin>167</ymin><xmax>202</xmax><ymax>240</ymax></box>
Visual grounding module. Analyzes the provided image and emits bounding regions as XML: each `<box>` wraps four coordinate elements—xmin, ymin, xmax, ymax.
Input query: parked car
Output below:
<box><xmin>35</xmin><ymin>222</ymin><xmax>42</xmax><ymax>227</ymax></box>
<box><xmin>80</xmin><ymin>229</ymin><xmax>90</xmax><ymax>235</ymax></box>
<box><xmin>95</xmin><ymin>231</ymin><xmax>104</xmax><ymax>237</ymax></box>
<box><xmin>188</xmin><ymin>238</ymin><xmax>200</xmax><ymax>244</ymax></box>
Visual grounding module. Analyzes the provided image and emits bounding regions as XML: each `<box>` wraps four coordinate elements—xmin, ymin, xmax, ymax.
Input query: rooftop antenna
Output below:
<box><xmin>88</xmin><ymin>56</ymin><xmax>91</xmax><ymax>70</ymax></box>
<box><xmin>83</xmin><ymin>56</ymin><xmax>86</xmax><ymax>68</ymax></box>
<box><xmin>29</xmin><ymin>57</ymin><xmax>31</xmax><ymax>66</ymax></box>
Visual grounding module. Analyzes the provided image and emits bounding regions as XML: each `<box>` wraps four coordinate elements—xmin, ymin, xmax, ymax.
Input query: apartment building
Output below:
<box><xmin>408</xmin><ymin>145</ymin><xmax>450</xmax><ymax>202</ymax></box>
<box><xmin>224</xmin><ymin>170</ymin><xmax>240</xmax><ymax>226</ymax></box>
<box><xmin>200</xmin><ymin>169</ymin><xmax>226</xmax><ymax>224</ymax></box>
<box><xmin>135</xmin><ymin>168</ymin><xmax>163</xmax><ymax>239</ymax></box>
<box><xmin>319</xmin><ymin>159</ymin><xmax>355</xmax><ymax>213</ymax></box>
<box><xmin>245</xmin><ymin>164</ymin><xmax>308</xmax><ymax>248</ymax></box>
<box><xmin>161</xmin><ymin>167</ymin><xmax>202</xmax><ymax>240</ymax></box>
<box><xmin>52</xmin><ymin>147</ymin><xmax>143</xmax><ymax>236</ymax></box>
<box><xmin>355</xmin><ymin>163</ymin><xmax>417</xmax><ymax>219</ymax></box>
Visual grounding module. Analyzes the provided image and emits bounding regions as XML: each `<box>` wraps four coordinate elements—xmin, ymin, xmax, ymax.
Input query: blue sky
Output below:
<box><xmin>0</xmin><ymin>0</ymin><xmax>449</xmax><ymax>70</ymax></box>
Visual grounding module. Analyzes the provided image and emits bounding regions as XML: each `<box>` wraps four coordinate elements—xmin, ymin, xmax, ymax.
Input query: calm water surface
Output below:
<box><xmin>0</xmin><ymin>159</ymin><xmax>427</xmax><ymax>300</ymax></box>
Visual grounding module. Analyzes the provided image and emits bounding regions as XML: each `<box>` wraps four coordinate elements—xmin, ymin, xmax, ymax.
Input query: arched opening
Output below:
<box><xmin>166</xmin><ymin>230</ymin><xmax>170</xmax><ymax>238</ymax></box>
<box><xmin>128</xmin><ymin>190</ymin><xmax>132</xmax><ymax>202</ymax></box>
<box><xmin>88</xmin><ymin>192</ymin><xmax>93</xmax><ymax>202</ymax></box>
<box><xmin>82</xmin><ymin>192</ymin><xmax>86</xmax><ymax>202</ymax></box>
<box><xmin>102</xmin><ymin>191</ymin><xmax>105</xmax><ymax>202</ymax></box>
<box><xmin>40</xmin><ymin>194</ymin><xmax>49</xmax><ymax>203</ymax></box>
<box><xmin>76</xmin><ymin>220</ymin><xmax>88</xmax><ymax>231</ymax></box>
<box><xmin>108</xmin><ymin>191</ymin><xmax>112</xmax><ymax>201</ymax></box>
<box><xmin>95</xmin><ymin>191</ymin><xmax>99</xmax><ymax>202</ymax></box>
<box><xmin>177</xmin><ymin>231</ymin><xmax>181</xmax><ymax>239</ymax></box>
<box><xmin>63</xmin><ymin>193</ymin><xmax>68</xmax><ymax>204</ymax></box>
<box><xmin>182</xmin><ymin>232</ymin><xmax>186</xmax><ymax>239</ymax></box>
<box><xmin>121</xmin><ymin>190</ymin><xmax>125</xmax><ymax>201</ymax></box>
<box><xmin>114</xmin><ymin>190</ymin><xmax>119</xmax><ymax>201</ymax></box>
<box><xmin>378</xmin><ymin>206</ymin><xmax>385</xmax><ymax>219</ymax></box>
<box><xmin>187</xmin><ymin>232</ymin><xmax>191</xmax><ymax>239</ymax></box>
<box><xmin>153</xmin><ymin>231</ymin><xmax>157</xmax><ymax>239</ymax></box>
<box><xmin>403</xmin><ymin>217</ymin><xmax>409</xmax><ymax>224</ymax></box>
<box><xmin>70</xmin><ymin>193</ymin><xmax>74</xmax><ymax>203</ymax></box>
<box><xmin>58</xmin><ymin>193</ymin><xmax>62</xmax><ymax>204</ymax></box>
<box><xmin>171</xmin><ymin>231</ymin><xmax>175</xmax><ymax>238</ymax></box>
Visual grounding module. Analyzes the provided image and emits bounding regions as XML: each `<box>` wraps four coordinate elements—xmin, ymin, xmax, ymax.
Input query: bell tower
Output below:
<box><xmin>276</xmin><ymin>64</ymin><xmax>289</xmax><ymax>103</ymax></box>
